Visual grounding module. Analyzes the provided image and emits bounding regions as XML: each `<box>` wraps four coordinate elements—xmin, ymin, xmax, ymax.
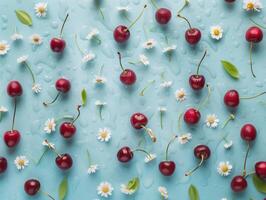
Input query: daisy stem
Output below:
<box><xmin>41</xmin><ymin>191</ymin><xmax>56</xmax><ymax>200</ymax></box>
<box><xmin>249</xmin><ymin>42</ymin><xmax>256</xmax><ymax>78</ymax></box>
<box><xmin>43</xmin><ymin>92</ymin><xmax>61</xmax><ymax>106</ymax></box>
<box><xmin>177</xmin><ymin>112</ymin><xmax>183</xmax><ymax>131</ymax></box>
<box><xmin>94</xmin><ymin>36</ymin><xmax>102</xmax><ymax>45</ymax></box>
<box><xmin>196</xmin><ymin>50</ymin><xmax>207</xmax><ymax>75</ymax></box>
<box><xmin>123</xmin><ymin>14</ymin><xmax>132</xmax><ymax>23</ymax></box>
<box><xmin>165</xmin><ymin>135</ymin><xmax>178</xmax><ymax>160</ymax></box>
<box><xmin>177</xmin><ymin>0</ymin><xmax>189</xmax><ymax>14</ymax></box>
<box><xmin>24</xmin><ymin>61</ymin><xmax>36</xmax><ymax>84</ymax></box>
<box><xmin>117</xmin><ymin>52</ymin><xmax>125</xmax><ymax>71</ymax></box>
<box><xmin>59</xmin><ymin>14</ymin><xmax>69</xmax><ymax>38</ymax></box>
<box><xmin>99</xmin><ymin>106</ymin><xmax>103</xmax><ymax>120</ymax></box>
<box><xmin>222</xmin><ymin>114</ymin><xmax>235</xmax><ymax>129</ymax></box>
<box><xmin>160</xmin><ymin>112</ymin><xmax>163</xmax><ymax>129</ymax></box>
<box><xmin>11</xmin><ymin>98</ymin><xmax>17</xmax><ymax>131</ymax></box>
<box><xmin>139</xmin><ymin>80</ymin><xmax>155</xmax><ymax>96</ymax></box>
<box><xmin>86</xmin><ymin>149</ymin><xmax>92</xmax><ymax>166</ymax></box>
<box><xmin>0</xmin><ymin>112</ymin><xmax>2</xmax><ymax>122</ymax></box>
<box><xmin>197</xmin><ymin>84</ymin><xmax>211</xmax><ymax>111</ymax></box>
<box><xmin>149</xmin><ymin>0</ymin><xmax>158</xmax><ymax>9</ymax></box>
<box><xmin>72</xmin><ymin>105</ymin><xmax>82</xmax><ymax>124</ymax></box>
<box><xmin>240</xmin><ymin>91</ymin><xmax>266</xmax><ymax>100</ymax></box>
<box><xmin>177</xmin><ymin>14</ymin><xmax>192</xmax><ymax>30</ymax></box>
<box><xmin>185</xmin><ymin>155</ymin><xmax>204</xmax><ymax>176</ymax></box>
<box><xmin>249</xmin><ymin>18</ymin><xmax>266</xmax><ymax>29</ymax></box>
<box><xmin>140</xmin><ymin>125</ymin><xmax>157</xmax><ymax>142</ymax></box>
<box><xmin>243</xmin><ymin>142</ymin><xmax>251</xmax><ymax>177</ymax></box>
<box><xmin>36</xmin><ymin>148</ymin><xmax>49</xmax><ymax>165</ymax></box>
<box><xmin>74</xmin><ymin>34</ymin><xmax>86</xmax><ymax>55</ymax></box>
<box><xmin>98</xmin><ymin>8</ymin><xmax>105</xmax><ymax>20</ymax></box>
<box><xmin>128</xmin><ymin>5</ymin><xmax>147</xmax><ymax>30</ymax></box>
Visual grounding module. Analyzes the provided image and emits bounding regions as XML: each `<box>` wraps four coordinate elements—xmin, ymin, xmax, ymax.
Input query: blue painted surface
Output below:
<box><xmin>0</xmin><ymin>0</ymin><xmax>266</xmax><ymax>199</ymax></box>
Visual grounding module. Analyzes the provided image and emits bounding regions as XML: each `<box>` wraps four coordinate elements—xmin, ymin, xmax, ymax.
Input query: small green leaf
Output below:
<box><xmin>252</xmin><ymin>174</ymin><xmax>266</xmax><ymax>194</ymax></box>
<box><xmin>127</xmin><ymin>177</ymin><xmax>140</xmax><ymax>191</ymax></box>
<box><xmin>188</xmin><ymin>184</ymin><xmax>200</xmax><ymax>200</ymax></box>
<box><xmin>15</xmin><ymin>10</ymin><xmax>32</xmax><ymax>26</ymax></box>
<box><xmin>221</xmin><ymin>60</ymin><xmax>239</xmax><ymax>79</ymax></box>
<box><xmin>59</xmin><ymin>177</ymin><xmax>68</xmax><ymax>200</ymax></box>
<box><xmin>81</xmin><ymin>89</ymin><xmax>87</xmax><ymax>106</ymax></box>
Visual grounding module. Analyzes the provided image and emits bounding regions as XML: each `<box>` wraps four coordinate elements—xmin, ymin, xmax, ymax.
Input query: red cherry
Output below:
<box><xmin>113</xmin><ymin>25</ymin><xmax>130</xmax><ymax>43</ymax></box>
<box><xmin>225</xmin><ymin>0</ymin><xmax>235</xmax><ymax>2</ymax></box>
<box><xmin>231</xmin><ymin>176</ymin><xmax>248</xmax><ymax>192</ymax></box>
<box><xmin>224</xmin><ymin>89</ymin><xmax>240</xmax><ymax>107</ymax></box>
<box><xmin>155</xmin><ymin>8</ymin><xmax>172</xmax><ymax>25</ymax></box>
<box><xmin>130</xmin><ymin>113</ymin><xmax>148</xmax><ymax>129</ymax></box>
<box><xmin>24</xmin><ymin>179</ymin><xmax>41</xmax><ymax>196</ymax></box>
<box><xmin>194</xmin><ymin>145</ymin><xmax>211</xmax><ymax>160</ymax></box>
<box><xmin>255</xmin><ymin>161</ymin><xmax>266</xmax><ymax>180</ymax></box>
<box><xmin>50</xmin><ymin>38</ymin><xmax>66</xmax><ymax>53</ymax></box>
<box><xmin>240</xmin><ymin>124</ymin><xmax>257</xmax><ymax>141</ymax></box>
<box><xmin>0</xmin><ymin>157</ymin><xmax>8</xmax><ymax>173</ymax></box>
<box><xmin>3</xmin><ymin>130</ymin><xmax>21</xmax><ymax>148</ymax></box>
<box><xmin>120</xmin><ymin>69</ymin><xmax>137</xmax><ymax>85</ymax></box>
<box><xmin>184</xmin><ymin>108</ymin><xmax>201</xmax><ymax>124</ymax></box>
<box><xmin>189</xmin><ymin>75</ymin><xmax>205</xmax><ymax>90</ymax></box>
<box><xmin>55</xmin><ymin>78</ymin><xmax>71</xmax><ymax>93</ymax></box>
<box><xmin>159</xmin><ymin>161</ymin><xmax>176</xmax><ymax>176</ymax></box>
<box><xmin>60</xmin><ymin>122</ymin><xmax>76</xmax><ymax>139</ymax></box>
<box><xmin>246</xmin><ymin>26</ymin><xmax>263</xmax><ymax>43</ymax></box>
<box><xmin>185</xmin><ymin>28</ymin><xmax>201</xmax><ymax>45</ymax></box>
<box><xmin>55</xmin><ymin>153</ymin><xmax>73</xmax><ymax>170</ymax></box>
<box><xmin>117</xmin><ymin>146</ymin><xmax>133</xmax><ymax>163</ymax></box>
<box><xmin>7</xmin><ymin>81</ymin><xmax>23</xmax><ymax>97</ymax></box>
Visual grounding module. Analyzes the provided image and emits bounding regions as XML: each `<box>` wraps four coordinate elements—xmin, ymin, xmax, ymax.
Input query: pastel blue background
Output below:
<box><xmin>0</xmin><ymin>0</ymin><xmax>266</xmax><ymax>199</ymax></box>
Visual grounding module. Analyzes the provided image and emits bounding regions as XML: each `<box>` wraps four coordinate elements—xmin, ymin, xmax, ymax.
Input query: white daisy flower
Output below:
<box><xmin>88</xmin><ymin>164</ymin><xmax>99</xmax><ymax>174</ymax></box>
<box><xmin>14</xmin><ymin>156</ymin><xmax>29</xmax><ymax>170</ymax></box>
<box><xmin>42</xmin><ymin>139</ymin><xmax>55</xmax><ymax>149</ymax></box>
<box><xmin>95</xmin><ymin>100</ymin><xmax>107</xmax><ymax>106</ymax></box>
<box><xmin>34</xmin><ymin>2</ymin><xmax>48</xmax><ymax>17</ymax></box>
<box><xmin>160</xmin><ymin>81</ymin><xmax>172</xmax><ymax>88</ymax></box>
<box><xmin>144</xmin><ymin>153</ymin><xmax>156</xmax><ymax>163</ymax></box>
<box><xmin>32</xmin><ymin>83</ymin><xmax>42</xmax><ymax>94</ymax></box>
<box><xmin>97</xmin><ymin>128</ymin><xmax>111</xmax><ymax>142</ymax></box>
<box><xmin>0</xmin><ymin>40</ymin><xmax>10</xmax><ymax>55</ymax></box>
<box><xmin>175</xmin><ymin>88</ymin><xmax>186</xmax><ymax>102</ymax></box>
<box><xmin>120</xmin><ymin>184</ymin><xmax>135</xmax><ymax>195</ymax></box>
<box><xmin>11</xmin><ymin>33</ymin><xmax>23</xmax><ymax>41</ymax></box>
<box><xmin>217</xmin><ymin>161</ymin><xmax>233</xmax><ymax>176</ymax></box>
<box><xmin>143</xmin><ymin>39</ymin><xmax>156</xmax><ymax>49</ymax></box>
<box><xmin>210</xmin><ymin>25</ymin><xmax>223</xmax><ymax>40</ymax></box>
<box><xmin>205</xmin><ymin>114</ymin><xmax>219</xmax><ymax>128</ymax></box>
<box><xmin>30</xmin><ymin>34</ymin><xmax>43</xmax><ymax>45</ymax></box>
<box><xmin>82</xmin><ymin>53</ymin><xmax>95</xmax><ymax>63</ymax></box>
<box><xmin>44</xmin><ymin>118</ymin><xmax>56</xmax><ymax>134</ymax></box>
<box><xmin>158</xmin><ymin>186</ymin><xmax>168</xmax><ymax>199</ymax></box>
<box><xmin>86</xmin><ymin>29</ymin><xmax>100</xmax><ymax>40</ymax></box>
<box><xmin>17</xmin><ymin>55</ymin><xmax>28</xmax><ymax>64</ymax></box>
<box><xmin>117</xmin><ymin>6</ymin><xmax>130</xmax><ymax>12</ymax></box>
<box><xmin>178</xmin><ymin>133</ymin><xmax>192</xmax><ymax>144</ymax></box>
<box><xmin>97</xmin><ymin>182</ymin><xmax>114</xmax><ymax>198</ymax></box>
<box><xmin>93</xmin><ymin>75</ymin><xmax>107</xmax><ymax>84</ymax></box>
<box><xmin>162</xmin><ymin>45</ymin><xmax>176</xmax><ymax>53</ymax></box>
<box><xmin>139</xmin><ymin>54</ymin><xmax>149</xmax><ymax>66</ymax></box>
<box><xmin>243</xmin><ymin>0</ymin><xmax>263</xmax><ymax>12</ymax></box>
<box><xmin>224</xmin><ymin>140</ymin><xmax>233</xmax><ymax>149</ymax></box>
<box><xmin>0</xmin><ymin>106</ymin><xmax>8</xmax><ymax>113</ymax></box>
<box><xmin>221</xmin><ymin>198</ymin><xmax>228</xmax><ymax>200</ymax></box>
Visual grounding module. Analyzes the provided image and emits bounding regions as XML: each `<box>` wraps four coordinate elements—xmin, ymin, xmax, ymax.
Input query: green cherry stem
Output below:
<box><xmin>249</xmin><ymin>42</ymin><xmax>256</xmax><ymax>78</ymax></box>
<box><xmin>117</xmin><ymin>52</ymin><xmax>125</xmax><ymax>71</ymax></box>
<box><xmin>41</xmin><ymin>191</ymin><xmax>56</xmax><ymax>200</ymax></box>
<box><xmin>196</xmin><ymin>50</ymin><xmax>207</xmax><ymax>75</ymax></box>
<box><xmin>244</xmin><ymin>171</ymin><xmax>256</xmax><ymax>178</ymax></box>
<box><xmin>165</xmin><ymin>135</ymin><xmax>178</xmax><ymax>161</ymax></box>
<box><xmin>139</xmin><ymin>80</ymin><xmax>155</xmax><ymax>96</ymax></box>
<box><xmin>11</xmin><ymin>98</ymin><xmax>17</xmax><ymax>131</ymax></box>
<box><xmin>133</xmin><ymin>148</ymin><xmax>152</xmax><ymax>159</ymax></box>
<box><xmin>71</xmin><ymin>105</ymin><xmax>82</xmax><ymax>125</ymax></box>
<box><xmin>177</xmin><ymin>0</ymin><xmax>190</xmax><ymax>14</ymax></box>
<box><xmin>59</xmin><ymin>14</ymin><xmax>69</xmax><ymax>38</ymax></box>
<box><xmin>197</xmin><ymin>84</ymin><xmax>211</xmax><ymax>111</ymax></box>
<box><xmin>55</xmin><ymin>115</ymin><xmax>75</xmax><ymax>123</ymax></box>
<box><xmin>185</xmin><ymin>155</ymin><xmax>205</xmax><ymax>176</ymax></box>
<box><xmin>127</xmin><ymin>5</ymin><xmax>147</xmax><ymax>30</ymax></box>
<box><xmin>240</xmin><ymin>91</ymin><xmax>266</xmax><ymax>100</ymax></box>
<box><xmin>222</xmin><ymin>114</ymin><xmax>235</xmax><ymax>129</ymax></box>
<box><xmin>243</xmin><ymin>142</ymin><xmax>251</xmax><ymax>177</ymax></box>
<box><xmin>43</xmin><ymin>92</ymin><xmax>61</xmax><ymax>107</ymax></box>
<box><xmin>177</xmin><ymin>112</ymin><xmax>183</xmax><ymax>131</ymax></box>
<box><xmin>98</xmin><ymin>8</ymin><xmax>104</xmax><ymax>20</ymax></box>
<box><xmin>74</xmin><ymin>34</ymin><xmax>86</xmax><ymax>55</ymax></box>
<box><xmin>249</xmin><ymin>18</ymin><xmax>266</xmax><ymax>29</ymax></box>
<box><xmin>23</xmin><ymin>61</ymin><xmax>36</xmax><ymax>84</ymax></box>
<box><xmin>140</xmin><ymin>125</ymin><xmax>157</xmax><ymax>142</ymax></box>
<box><xmin>36</xmin><ymin>148</ymin><xmax>49</xmax><ymax>165</ymax></box>
<box><xmin>149</xmin><ymin>0</ymin><xmax>158</xmax><ymax>9</ymax></box>
<box><xmin>177</xmin><ymin>14</ymin><xmax>192</xmax><ymax>30</ymax></box>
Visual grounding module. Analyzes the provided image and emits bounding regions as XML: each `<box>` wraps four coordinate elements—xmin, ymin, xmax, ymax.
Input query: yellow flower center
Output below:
<box><xmin>213</xmin><ymin>29</ymin><xmax>220</xmax><ymax>36</ymax></box>
<box><xmin>178</xmin><ymin>92</ymin><xmax>185</xmax><ymax>99</ymax></box>
<box><xmin>0</xmin><ymin>44</ymin><xmax>6</xmax><ymax>51</ymax></box>
<box><xmin>33</xmin><ymin>37</ymin><xmax>40</xmax><ymax>43</ymax></box>
<box><xmin>102</xmin><ymin>185</ymin><xmax>110</xmax><ymax>193</ymax></box>
<box><xmin>18</xmin><ymin>159</ymin><xmax>25</xmax><ymax>166</ymax></box>
<box><xmin>208</xmin><ymin>116</ymin><xmax>216</xmax><ymax>124</ymax></box>
<box><xmin>221</xmin><ymin>164</ymin><xmax>229</xmax><ymax>172</ymax></box>
<box><xmin>100</xmin><ymin>131</ymin><xmax>108</xmax><ymax>139</ymax></box>
<box><xmin>38</xmin><ymin>7</ymin><xmax>45</xmax><ymax>14</ymax></box>
<box><xmin>247</xmin><ymin>2</ymin><xmax>254</xmax><ymax>9</ymax></box>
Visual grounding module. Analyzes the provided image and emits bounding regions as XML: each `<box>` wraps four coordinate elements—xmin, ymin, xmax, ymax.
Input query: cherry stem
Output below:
<box><xmin>185</xmin><ymin>155</ymin><xmax>204</xmax><ymax>176</ymax></box>
<box><xmin>165</xmin><ymin>135</ymin><xmax>178</xmax><ymax>161</ymax></box>
<box><xmin>244</xmin><ymin>171</ymin><xmax>256</xmax><ymax>178</ymax></box>
<box><xmin>196</xmin><ymin>50</ymin><xmax>207</xmax><ymax>75</ymax></box>
<box><xmin>36</xmin><ymin>148</ymin><xmax>49</xmax><ymax>165</ymax></box>
<box><xmin>222</xmin><ymin>114</ymin><xmax>235</xmax><ymax>129</ymax></box>
<box><xmin>249</xmin><ymin>18</ymin><xmax>266</xmax><ymax>29</ymax></box>
<box><xmin>128</xmin><ymin>5</ymin><xmax>147</xmax><ymax>30</ymax></box>
<box><xmin>197</xmin><ymin>84</ymin><xmax>211</xmax><ymax>111</ymax></box>
<box><xmin>243</xmin><ymin>142</ymin><xmax>250</xmax><ymax>177</ymax></box>
<box><xmin>149</xmin><ymin>0</ymin><xmax>158</xmax><ymax>9</ymax></box>
<box><xmin>249</xmin><ymin>42</ymin><xmax>256</xmax><ymax>78</ymax></box>
<box><xmin>59</xmin><ymin>14</ymin><xmax>69</xmax><ymax>38</ymax></box>
<box><xmin>55</xmin><ymin>115</ymin><xmax>75</xmax><ymax>123</ymax></box>
<box><xmin>41</xmin><ymin>191</ymin><xmax>56</xmax><ymax>200</ymax></box>
<box><xmin>86</xmin><ymin>149</ymin><xmax>92</xmax><ymax>166</ymax></box>
<box><xmin>117</xmin><ymin>52</ymin><xmax>125</xmax><ymax>71</ymax></box>
<box><xmin>74</xmin><ymin>34</ymin><xmax>85</xmax><ymax>55</ymax></box>
<box><xmin>24</xmin><ymin>61</ymin><xmax>36</xmax><ymax>84</ymax></box>
<box><xmin>98</xmin><ymin>8</ymin><xmax>104</xmax><ymax>20</ymax></box>
<box><xmin>43</xmin><ymin>92</ymin><xmax>61</xmax><ymax>106</ymax></box>
<box><xmin>139</xmin><ymin>80</ymin><xmax>155</xmax><ymax>96</ymax></box>
<box><xmin>177</xmin><ymin>14</ymin><xmax>192</xmax><ymax>30</ymax></box>
<box><xmin>240</xmin><ymin>91</ymin><xmax>266</xmax><ymax>100</ymax></box>
<box><xmin>11</xmin><ymin>98</ymin><xmax>17</xmax><ymax>131</ymax></box>
<box><xmin>177</xmin><ymin>0</ymin><xmax>189</xmax><ymax>14</ymax></box>
<box><xmin>133</xmin><ymin>148</ymin><xmax>151</xmax><ymax>158</ymax></box>
<box><xmin>71</xmin><ymin>105</ymin><xmax>82</xmax><ymax>124</ymax></box>
<box><xmin>140</xmin><ymin>125</ymin><xmax>157</xmax><ymax>143</ymax></box>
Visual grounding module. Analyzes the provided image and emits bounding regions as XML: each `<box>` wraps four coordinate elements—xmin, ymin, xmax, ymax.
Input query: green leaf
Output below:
<box><xmin>59</xmin><ymin>177</ymin><xmax>68</xmax><ymax>200</ymax></box>
<box><xmin>81</xmin><ymin>89</ymin><xmax>87</xmax><ymax>106</ymax></box>
<box><xmin>252</xmin><ymin>174</ymin><xmax>266</xmax><ymax>194</ymax></box>
<box><xmin>127</xmin><ymin>177</ymin><xmax>140</xmax><ymax>191</ymax></box>
<box><xmin>15</xmin><ymin>10</ymin><xmax>32</xmax><ymax>26</ymax></box>
<box><xmin>221</xmin><ymin>60</ymin><xmax>239</xmax><ymax>79</ymax></box>
<box><xmin>188</xmin><ymin>184</ymin><xmax>200</xmax><ymax>200</ymax></box>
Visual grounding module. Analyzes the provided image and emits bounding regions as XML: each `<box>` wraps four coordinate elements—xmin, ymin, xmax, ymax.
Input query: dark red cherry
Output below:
<box><xmin>55</xmin><ymin>78</ymin><xmax>71</xmax><ymax>93</ymax></box>
<box><xmin>225</xmin><ymin>0</ymin><xmax>235</xmax><ymax>2</ymax></box>
<box><xmin>24</xmin><ymin>179</ymin><xmax>41</xmax><ymax>196</ymax></box>
<box><xmin>130</xmin><ymin>113</ymin><xmax>148</xmax><ymax>129</ymax></box>
<box><xmin>255</xmin><ymin>161</ymin><xmax>266</xmax><ymax>180</ymax></box>
<box><xmin>0</xmin><ymin>157</ymin><xmax>8</xmax><ymax>173</ymax></box>
<box><xmin>55</xmin><ymin>153</ymin><xmax>73</xmax><ymax>170</ymax></box>
<box><xmin>50</xmin><ymin>38</ymin><xmax>66</xmax><ymax>53</ymax></box>
<box><xmin>240</xmin><ymin>124</ymin><xmax>257</xmax><ymax>141</ymax></box>
<box><xmin>120</xmin><ymin>69</ymin><xmax>136</xmax><ymax>85</ymax></box>
<box><xmin>231</xmin><ymin>176</ymin><xmax>248</xmax><ymax>192</ymax></box>
<box><xmin>246</xmin><ymin>26</ymin><xmax>263</xmax><ymax>43</ymax></box>
<box><xmin>194</xmin><ymin>145</ymin><xmax>211</xmax><ymax>160</ymax></box>
<box><xmin>7</xmin><ymin>81</ymin><xmax>23</xmax><ymax>97</ymax></box>
<box><xmin>183</xmin><ymin>108</ymin><xmax>201</xmax><ymax>124</ymax></box>
<box><xmin>113</xmin><ymin>25</ymin><xmax>130</xmax><ymax>43</ymax></box>
<box><xmin>224</xmin><ymin>89</ymin><xmax>240</xmax><ymax>107</ymax></box>
<box><xmin>189</xmin><ymin>75</ymin><xmax>205</xmax><ymax>90</ymax></box>
<box><xmin>185</xmin><ymin>28</ymin><xmax>201</xmax><ymax>45</ymax></box>
<box><xmin>159</xmin><ymin>161</ymin><xmax>176</xmax><ymax>176</ymax></box>
<box><xmin>3</xmin><ymin>130</ymin><xmax>21</xmax><ymax>148</ymax></box>
<box><xmin>117</xmin><ymin>146</ymin><xmax>133</xmax><ymax>163</ymax></box>
<box><xmin>60</xmin><ymin>122</ymin><xmax>76</xmax><ymax>139</ymax></box>
<box><xmin>155</xmin><ymin>8</ymin><xmax>172</xmax><ymax>25</ymax></box>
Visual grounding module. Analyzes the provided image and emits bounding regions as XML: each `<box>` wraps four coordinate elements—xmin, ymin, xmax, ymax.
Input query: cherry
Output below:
<box><xmin>0</xmin><ymin>157</ymin><xmax>8</xmax><ymax>173</ymax></box>
<box><xmin>189</xmin><ymin>50</ymin><xmax>207</xmax><ymax>90</ymax></box>
<box><xmin>241</xmin><ymin>124</ymin><xmax>257</xmax><ymax>141</ymax></box>
<box><xmin>224</xmin><ymin>89</ymin><xmax>239</xmax><ymax>107</ymax></box>
<box><xmin>185</xmin><ymin>145</ymin><xmax>211</xmax><ymax>176</ymax></box>
<box><xmin>245</xmin><ymin>26</ymin><xmax>263</xmax><ymax>77</ymax></box>
<box><xmin>159</xmin><ymin>136</ymin><xmax>177</xmax><ymax>176</ymax></box>
<box><xmin>24</xmin><ymin>179</ymin><xmax>41</xmax><ymax>196</ymax></box>
<box><xmin>117</xmin><ymin>146</ymin><xmax>133</xmax><ymax>163</ymax></box>
<box><xmin>50</xmin><ymin>14</ymin><xmax>69</xmax><ymax>53</ymax></box>
<box><xmin>155</xmin><ymin>8</ymin><xmax>172</xmax><ymax>25</ymax></box>
<box><xmin>4</xmin><ymin>130</ymin><xmax>21</xmax><ymax>148</ymax></box>
<box><xmin>7</xmin><ymin>81</ymin><xmax>23</xmax><ymax>97</ymax></box>
<box><xmin>130</xmin><ymin>112</ymin><xmax>156</xmax><ymax>142</ymax></box>
<box><xmin>117</xmin><ymin>52</ymin><xmax>136</xmax><ymax>85</ymax></box>
<box><xmin>55</xmin><ymin>153</ymin><xmax>73</xmax><ymax>170</ymax></box>
<box><xmin>114</xmin><ymin>5</ymin><xmax>147</xmax><ymax>43</ymax></box>
<box><xmin>231</xmin><ymin>176</ymin><xmax>247</xmax><ymax>192</ymax></box>
<box><xmin>255</xmin><ymin>161</ymin><xmax>266</xmax><ymax>180</ymax></box>
<box><xmin>183</xmin><ymin>108</ymin><xmax>201</xmax><ymax>124</ymax></box>
<box><xmin>177</xmin><ymin>14</ymin><xmax>201</xmax><ymax>45</ymax></box>
<box><xmin>43</xmin><ymin>78</ymin><xmax>71</xmax><ymax>106</ymax></box>
<box><xmin>225</xmin><ymin>0</ymin><xmax>235</xmax><ymax>2</ymax></box>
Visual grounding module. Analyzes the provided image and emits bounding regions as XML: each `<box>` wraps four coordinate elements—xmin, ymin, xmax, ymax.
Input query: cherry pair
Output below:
<box><xmin>117</xmin><ymin>146</ymin><xmax>151</xmax><ymax>163</ymax></box>
<box><xmin>117</xmin><ymin>52</ymin><xmax>136</xmax><ymax>85</ymax></box>
<box><xmin>24</xmin><ymin>179</ymin><xmax>55</xmax><ymax>200</ymax></box>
